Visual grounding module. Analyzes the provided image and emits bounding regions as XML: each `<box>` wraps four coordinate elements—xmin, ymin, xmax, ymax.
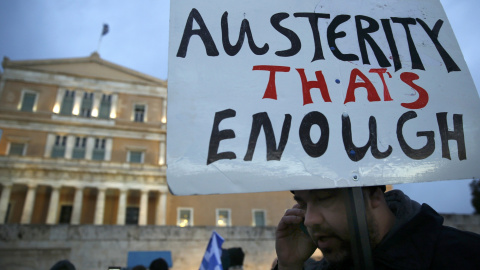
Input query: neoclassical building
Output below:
<box><xmin>0</xmin><ymin>53</ymin><xmax>293</xmax><ymax>227</ymax></box>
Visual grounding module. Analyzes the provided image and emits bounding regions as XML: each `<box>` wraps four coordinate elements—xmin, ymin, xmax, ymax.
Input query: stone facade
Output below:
<box><xmin>1</xmin><ymin>214</ymin><xmax>479</xmax><ymax>270</ymax></box>
<box><xmin>0</xmin><ymin>225</ymin><xmax>278</xmax><ymax>270</ymax></box>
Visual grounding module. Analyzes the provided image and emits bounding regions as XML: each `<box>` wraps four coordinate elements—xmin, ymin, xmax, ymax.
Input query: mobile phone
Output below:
<box><xmin>300</xmin><ymin>222</ymin><xmax>310</xmax><ymax>237</ymax></box>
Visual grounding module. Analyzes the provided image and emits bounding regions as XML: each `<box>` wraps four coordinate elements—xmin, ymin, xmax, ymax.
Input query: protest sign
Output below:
<box><xmin>167</xmin><ymin>0</ymin><xmax>480</xmax><ymax>195</ymax></box>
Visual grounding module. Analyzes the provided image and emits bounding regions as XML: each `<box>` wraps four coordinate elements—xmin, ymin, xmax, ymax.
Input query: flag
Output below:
<box><xmin>199</xmin><ymin>231</ymin><xmax>224</xmax><ymax>270</ymax></box>
<box><xmin>102</xmin><ymin>24</ymin><xmax>109</xmax><ymax>36</ymax></box>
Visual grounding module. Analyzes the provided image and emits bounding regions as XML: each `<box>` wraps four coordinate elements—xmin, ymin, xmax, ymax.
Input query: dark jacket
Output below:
<box><xmin>373</xmin><ymin>203</ymin><xmax>480</xmax><ymax>270</ymax></box>
<box><xmin>305</xmin><ymin>190</ymin><xmax>480</xmax><ymax>270</ymax></box>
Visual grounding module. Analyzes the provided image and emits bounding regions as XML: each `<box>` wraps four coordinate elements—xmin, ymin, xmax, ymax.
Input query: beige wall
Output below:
<box><xmin>116</xmin><ymin>92</ymin><xmax>165</xmax><ymax>123</ymax></box>
<box><xmin>31</xmin><ymin>186</ymin><xmax>50</xmax><ymax>224</ymax></box>
<box><xmin>104</xmin><ymin>189</ymin><xmax>119</xmax><ymax>225</ymax></box>
<box><xmin>0</xmin><ymin>80</ymin><xmax>58</xmax><ymax>114</ymax></box>
<box><xmin>7</xmin><ymin>185</ymin><xmax>27</xmax><ymax>223</ymax></box>
<box><xmin>167</xmin><ymin>191</ymin><xmax>294</xmax><ymax>226</ymax></box>
<box><xmin>111</xmin><ymin>137</ymin><xmax>159</xmax><ymax>165</ymax></box>
<box><xmin>0</xmin><ymin>128</ymin><xmax>48</xmax><ymax>157</ymax></box>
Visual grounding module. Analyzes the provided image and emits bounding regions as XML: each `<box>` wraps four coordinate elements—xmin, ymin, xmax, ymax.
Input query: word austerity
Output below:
<box><xmin>176</xmin><ymin>8</ymin><xmax>460</xmax><ymax>72</ymax></box>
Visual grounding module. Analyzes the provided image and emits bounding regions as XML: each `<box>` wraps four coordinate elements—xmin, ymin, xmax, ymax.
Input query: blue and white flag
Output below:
<box><xmin>101</xmin><ymin>24</ymin><xmax>109</xmax><ymax>36</ymax></box>
<box><xmin>199</xmin><ymin>231</ymin><xmax>224</xmax><ymax>270</ymax></box>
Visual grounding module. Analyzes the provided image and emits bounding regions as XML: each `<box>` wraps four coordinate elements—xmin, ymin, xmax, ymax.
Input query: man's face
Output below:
<box><xmin>294</xmin><ymin>189</ymin><xmax>376</xmax><ymax>268</ymax></box>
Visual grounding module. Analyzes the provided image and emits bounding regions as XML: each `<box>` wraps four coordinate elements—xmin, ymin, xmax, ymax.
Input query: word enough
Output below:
<box><xmin>207</xmin><ymin>109</ymin><xmax>466</xmax><ymax>165</ymax></box>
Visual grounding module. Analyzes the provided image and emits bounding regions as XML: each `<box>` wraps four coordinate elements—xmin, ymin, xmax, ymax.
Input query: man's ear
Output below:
<box><xmin>367</xmin><ymin>187</ymin><xmax>384</xmax><ymax>209</ymax></box>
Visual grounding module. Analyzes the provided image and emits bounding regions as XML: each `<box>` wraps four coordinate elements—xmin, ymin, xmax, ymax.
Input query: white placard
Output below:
<box><xmin>167</xmin><ymin>0</ymin><xmax>480</xmax><ymax>195</ymax></box>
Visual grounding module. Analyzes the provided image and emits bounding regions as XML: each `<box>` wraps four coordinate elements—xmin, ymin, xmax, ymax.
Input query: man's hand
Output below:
<box><xmin>275</xmin><ymin>204</ymin><xmax>317</xmax><ymax>270</ymax></box>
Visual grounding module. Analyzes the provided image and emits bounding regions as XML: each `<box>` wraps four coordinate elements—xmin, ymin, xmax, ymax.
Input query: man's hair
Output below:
<box><xmin>149</xmin><ymin>258</ymin><xmax>168</xmax><ymax>270</ymax></box>
<box><xmin>50</xmin><ymin>260</ymin><xmax>76</xmax><ymax>270</ymax></box>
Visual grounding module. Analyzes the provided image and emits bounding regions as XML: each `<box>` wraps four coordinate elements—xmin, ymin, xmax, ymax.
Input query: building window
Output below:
<box><xmin>134</xmin><ymin>105</ymin><xmax>146</xmax><ymax>122</ymax></box>
<box><xmin>125</xmin><ymin>206</ymin><xmax>139</xmax><ymax>225</ymax></box>
<box><xmin>20</xmin><ymin>91</ymin><xmax>37</xmax><ymax>112</ymax></box>
<box><xmin>72</xmin><ymin>137</ymin><xmax>87</xmax><ymax>159</ymax></box>
<box><xmin>59</xmin><ymin>205</ymin><xmax>73</xmax><ymax>224</ymax></box>
<box><xmin>60</xmin><ymin>90</ymin><xmax>75</xmax><ymax>115</ymax></box>
<box><xmin>216</xmin><ymin>209</ymin><xmax>231</xmax><ymax>227</ymax></box>
<box><xmin>8</xmin><ymin>143</ymin><xmax>26</xmax><ymax>156</ymax></box>
<box><xmin>253</xmin><ymin>209</ymin><xmax>266</xmax><ymax>227</ymax></box>
<box><xmin>51</xmin><ymin>135</ymin><xmax>67</xmax><ymax>158</ymax></box>
<box><xmin>80</xmin><ymin>92</ymin><xmax>93</xmax><ymax>117</ymax></box>
<box><xmin>128</xmin><ymin>150</ymin><xmax>144</xmax><ymax>163</ymax></box>
<box><xmin>98</xmin><ymin>94</ymin><xmax>111</xmax><ymax>119</ymax></box>
<box><xmin>177</xmin><ymin>208</ymin><xmax>193</xmax><ymax>227</ymax></box>
<box><xmin>92</xmin><ymin>138</ymin><xmax>106</xmax><ymax>161</ymax></box>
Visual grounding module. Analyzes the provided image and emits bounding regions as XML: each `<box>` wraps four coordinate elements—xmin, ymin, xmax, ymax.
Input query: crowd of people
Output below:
<box><xmin>49</xmin><ymin>186</ymin><xmax>480</xmax><ymax>270</ymax></box>
<box><xmin>49</xmin><ymin>258</ymin><xmax>169</xmax><ymax>270</ymax></box>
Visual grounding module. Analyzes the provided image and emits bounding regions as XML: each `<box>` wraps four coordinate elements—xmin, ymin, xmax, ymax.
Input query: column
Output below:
<box><xmin>155</xmin><ymin>191</ymin><xmax>167</xmax><ymax>225</ymax></box>
<box><xmin>104</xmin><ymin>138</ymin><xmax>113</xmax><ymax>161</ymax></box>
<box><xmin>64</xmin><ymin>135</ymin><xmax>75</xmax><ymax>159</ymax></box>
<box><xmin>94</xmin><ymin>188</ymin><xmax>106</xmax><ymax>225</ymax></box>
<box><xmin>92</xmin><ymin>92</ymin><xmax>102</xmax><ymax>118</ymax></box>
<box><xmin>158</xmin><ymin>141</ymin><xmax>166</xmax><ymax>166</ymax></box>
<box><xmin>139</xmin><ymin>190</ymin><xmax>149</xmax><ymax>225</ymax></box>
<box><xmin>44</xmin><ymin>134</ymin><xmax>56</xmax><ymax>158</ymax></box>
<box><xmin>85</xmin><ymin>137</ymin><xmax>95</xmax><ymax>160</ymax></box>
<box><xmin>72</xmin><ymin>90</ymin><xmax>83</xmax><ymax>116</ymax></box>
<box><xmin>110</xmin><ymin>94</ymin><xmax>118</xmax><ymax>119</ymax></box>
<box><xmin>21</xmin><ymin>184</ymin><xmax>37</xmax><ymax>224</ymax></box>
<box><xmin>46</xmin><ymin>186</ymin><xmax>61</xmax><ymax>224</ymax></box>
<box><xmin>116</xmin><ymin>188</ymin><xmax>127</xmax><ymax>225</ymax></box>
<box><xmin>70</xmin><ymin>187</ymin><xmax>84</xmax><ymax>225</ymax></box>
<box><xmin>0</xmin><ymin>184</ymin><xmax>12</xmax><ymax>224</ymax></box>
<box><xmin>161</xmin><ymin>97</ymin><xmax>167</xmax><ymax>124</ymax></box>
<box><xmin>53</xmin><ymin>89</ymin><xmax>66</xmax><ymax>114</ymax></box>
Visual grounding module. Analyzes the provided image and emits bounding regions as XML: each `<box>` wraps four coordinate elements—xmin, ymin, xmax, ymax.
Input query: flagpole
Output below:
<box><xmin>97</xmin><ymin>36</ymin><xmax>103</xmax><ymax>52</ymax></box>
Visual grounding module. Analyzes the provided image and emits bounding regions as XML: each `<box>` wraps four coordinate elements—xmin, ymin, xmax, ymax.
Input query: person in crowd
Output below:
<box><xmin>149</xmin><ymin>258</ymin><xmax>169</xmax><ymax>270</ymax></box>
<box><xmin>227</xmin><ymin>247</ymin><xmax>245</xmax><ymax>269</ymax></box>
<box><xmin>132</xmin><ymin>265</ymin><xmax>147</xmax><ymax>270</ymax></box>
<box><xmin>49</xmin><ymin>259</ymin><xmax>76</xmax><ymax>270</ymax></box>
<box><xmin>274</xmin><ymin>186</ymin><xmax>480</xmax><ymax>269</ymax></box>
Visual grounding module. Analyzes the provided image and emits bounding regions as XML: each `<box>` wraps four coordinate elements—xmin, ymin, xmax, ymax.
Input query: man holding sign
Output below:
<box><xmin>274</xmin><ymin>186</ymin><xmax>480</xmax><ymax>269</ymax></box>
<box><xmin>168</xmin><ymin>0</ymin><xmax>480</xmax><ymax>268</ymax></box>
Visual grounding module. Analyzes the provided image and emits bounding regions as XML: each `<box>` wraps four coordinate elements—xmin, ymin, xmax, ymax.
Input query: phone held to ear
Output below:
<box><xmin>300</xmin><ymin>222</ymin><xmax>310</xmax><ymax>237</ymax></box>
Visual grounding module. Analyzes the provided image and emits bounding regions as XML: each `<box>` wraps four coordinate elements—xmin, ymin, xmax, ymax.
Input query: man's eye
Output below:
<box><xmin>316</xmin><ymin>194</ymin><xmax>334</xmax><ymax>202</ymax></box>
<box><xmin>298</xmin><ymin>203</ymin><xmax>307</xmax><ymax>209</ymax></box>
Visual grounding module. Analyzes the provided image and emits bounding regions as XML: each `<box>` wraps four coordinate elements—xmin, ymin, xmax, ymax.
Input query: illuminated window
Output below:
<box><xmin>60</xmin><ymin>90</ymin><xmax>75</xmax><ymax>115</ymax></box>
<box><xmin>92</xmin><ymin>138</ymin><xmax>106</xmax><ymax>161</ymax></box>
<box><xmin>252</xmin><ymin>209</ymin><xmax>266</xmax><ymax>227</ymax></box>
<box><xmin>177</xmin><ymin>208</ymin><xmax>193</xmax><ymax>227</ymax></box>
<box><xmin>20</xmin><ymin>91</ymin><xmax>37</xmax><ymax>112</ymax></box>
<box><xmin>80</xmin><ymin>92</ymin><xmax>94</xmax><ymax>117</ymax></box>
<box><xmin>51</xmin><ymin>135</ymin><xmax>67</xmax><ymax>158</ymax></box>
<box><xmin>8</xmin><ymin>143</ymin><xmax>26</xmax><ymax>156</ymax></box>
<box><xmin>98</xmin><ymin>94</ymin><xmax>111</xmax><ymax>119</ymax></box>
<box><xmin>134</xmin><ymin>104</ymin><xmax>146</xmax><ymax>122</ymax></box>
<box><xmin>216</xmin><ymin>209</ymin><xmax>231</xmax><ymax>227</ymax></box>
<box><xmin>72</xmin><ymin>137</ymin><xmax>87</xmax><ymax>159</ymax></box>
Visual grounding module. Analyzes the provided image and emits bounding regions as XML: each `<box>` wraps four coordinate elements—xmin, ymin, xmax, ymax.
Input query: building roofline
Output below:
<box><xmin>2</xmin><ymin>53</ymin><xmax>167</xmax><ymax>87</ymax></box>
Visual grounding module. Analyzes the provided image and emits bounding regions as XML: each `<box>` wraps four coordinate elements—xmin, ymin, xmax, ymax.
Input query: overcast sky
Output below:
<box><xmin>0</xmin><ymin>0</ymin><xmax>478</xmax><ymax>214</ymax></box>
